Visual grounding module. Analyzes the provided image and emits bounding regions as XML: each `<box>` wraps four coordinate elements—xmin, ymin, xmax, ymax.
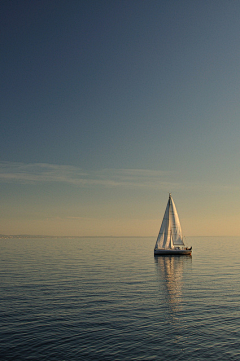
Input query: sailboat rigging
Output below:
<box><xmin>154</xmin><ymin>194</ymin><xmax>192</xmax><ymax>255</ymax></box>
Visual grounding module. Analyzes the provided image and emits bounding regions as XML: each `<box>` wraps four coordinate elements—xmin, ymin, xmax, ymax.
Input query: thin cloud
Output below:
<box><xmin>0</xmin><ymin>162</ymin><xmax>236</xmax><ymax>192</ymax></box>
<box><xmin>0</xmin><ymin>161</ymin><xmax>175</xmax><ymax>189</ymax></box>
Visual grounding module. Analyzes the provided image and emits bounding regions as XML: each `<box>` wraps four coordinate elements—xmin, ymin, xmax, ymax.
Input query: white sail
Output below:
<box><xmin>169</xmin><ymin>196</ymin><xmax>184</xmax><ymax>246</ymax></box>
<box><xmin>154</xmin><ymin>194</ymin><xmax>184</xmax><ymax>250</ymax></box>
<box><xmin>155</xmin><ymin>197</ymin><xmax>172</xmax><ymax>249</ymax></box>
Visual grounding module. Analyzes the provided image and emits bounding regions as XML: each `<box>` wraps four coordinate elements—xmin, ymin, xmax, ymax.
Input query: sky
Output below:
<box><xmin>1</xmin><ymin>0</ymin><xmax>240</xmax><ymax>237</ymax></box>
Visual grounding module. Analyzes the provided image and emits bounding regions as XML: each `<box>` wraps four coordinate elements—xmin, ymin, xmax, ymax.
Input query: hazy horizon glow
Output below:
<box><xmin>1</xmin><ymin>1</ymin><xmax>240</xmax><ymax>237</ymax></box>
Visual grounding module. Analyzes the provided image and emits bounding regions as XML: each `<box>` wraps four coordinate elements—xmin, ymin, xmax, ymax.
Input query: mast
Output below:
<box><xmin>169</xmin><ymin>193</ymin><xmax>173</xmax><ymax>249</ymax></box>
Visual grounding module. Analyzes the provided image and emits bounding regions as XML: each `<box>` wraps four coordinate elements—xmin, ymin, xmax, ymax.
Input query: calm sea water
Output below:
<box><xmin>1</xmin><ymin>236</ymin><xmax>240</xmax><ymax>360</ymax></box>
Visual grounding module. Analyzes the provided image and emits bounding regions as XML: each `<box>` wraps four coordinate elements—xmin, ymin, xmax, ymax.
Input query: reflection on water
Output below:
<box><xmin>155</xmin><ymin>256</ymin><xmax>192</xmax><ymax>315</ymax></box>
<box><xmin>2</xmin><ymin>237</ymin><xmax>240</xmax><ymax>360</ymax></box>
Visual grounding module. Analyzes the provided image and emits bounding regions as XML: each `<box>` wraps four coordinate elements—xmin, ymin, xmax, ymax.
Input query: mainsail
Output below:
<box><xmin>155</xmin><ymin>194</ymin><xmax>184</xmax><ymax>250</ymax></box>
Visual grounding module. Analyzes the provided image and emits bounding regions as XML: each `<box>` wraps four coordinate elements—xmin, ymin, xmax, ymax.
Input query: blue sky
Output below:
<box><xmin>1</xmin><ymin>1</ymin><xmax>240</xmax><ymax>236</ymax></box>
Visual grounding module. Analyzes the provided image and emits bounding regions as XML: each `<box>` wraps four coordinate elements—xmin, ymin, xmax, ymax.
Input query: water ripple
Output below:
<box><xmin>1</xmin><ymin>237</ymin><xmax>240</xmax><ymax>360</ymax></box>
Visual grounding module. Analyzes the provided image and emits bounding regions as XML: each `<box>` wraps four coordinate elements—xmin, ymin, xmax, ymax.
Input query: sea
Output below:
<box><xmin>1</xmin><ymin>236</ymin><xmax>240</xmax><ymax>361</ymax></box>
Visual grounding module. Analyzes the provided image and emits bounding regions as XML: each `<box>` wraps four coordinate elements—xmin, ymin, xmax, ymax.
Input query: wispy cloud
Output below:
<box><xmin>0</xmin><ymin>161</ymin><xmax>175</xmax><ymax>189</ymax></box>
<box><xmin>1</xmin><ymin>162</ymin><xmax>238</xmax><ymax>193</ymax></box>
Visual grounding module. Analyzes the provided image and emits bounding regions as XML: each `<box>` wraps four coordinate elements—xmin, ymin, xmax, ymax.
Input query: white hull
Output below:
<box><xmin>154</xmin><ymin>248</ymin><xmax>192</xmax><ymax>256</ymax></box>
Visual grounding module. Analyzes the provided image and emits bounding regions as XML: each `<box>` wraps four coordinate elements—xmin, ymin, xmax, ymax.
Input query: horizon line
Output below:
<box><xmin>0</xmin><ymin>234</ymin><xmax>238</xmax><ymax>239</ymax></box>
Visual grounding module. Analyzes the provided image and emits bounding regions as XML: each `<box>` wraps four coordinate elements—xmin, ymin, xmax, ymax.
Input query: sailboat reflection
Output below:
<box><xmin>155</xmin><ymin>255</ymin><xmax>192</xmax><ymax>314</ymax></box>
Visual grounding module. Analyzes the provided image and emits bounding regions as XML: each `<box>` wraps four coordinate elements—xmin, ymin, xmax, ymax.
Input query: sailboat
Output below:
<box><xmin>154</xmin><ymin>194</ymin><xmax>192</xmax><ymax>255</ymax></box>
